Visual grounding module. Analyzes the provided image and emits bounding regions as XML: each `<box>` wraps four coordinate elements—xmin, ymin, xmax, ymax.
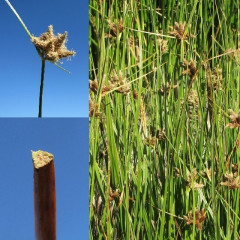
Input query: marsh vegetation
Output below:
<box><xmin>89</xmin><ymin>1</ymin><xmax>240</xmax><ymax>239</ymax></box>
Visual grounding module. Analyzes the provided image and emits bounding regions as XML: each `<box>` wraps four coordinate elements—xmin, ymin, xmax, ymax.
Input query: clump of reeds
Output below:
<box><xmin>89</xmin><ymin>0</ymin><xmax>240</xmax><ymax>239</ymax></box>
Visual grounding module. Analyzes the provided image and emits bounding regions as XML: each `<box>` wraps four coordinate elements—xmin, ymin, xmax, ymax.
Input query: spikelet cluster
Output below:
<box><xmin>31</xmin><ymin>25</ymin><xmax>75</xmax><ymax>63</ymax></box>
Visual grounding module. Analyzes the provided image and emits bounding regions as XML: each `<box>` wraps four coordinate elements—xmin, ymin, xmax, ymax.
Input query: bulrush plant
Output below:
<box><xmin>89</xmin><ymin>0</ymin><xmax>240</xmax><ymax>239</ymax></box>
<box><xmin>31</xmin><ymin>150</ymin><xmax>56</xmax><ymax>240</ymax></box>
<box><xmin>5</xmin><ymin>0</ymin><xmax>75</xmax><ymax>117</ymax></box>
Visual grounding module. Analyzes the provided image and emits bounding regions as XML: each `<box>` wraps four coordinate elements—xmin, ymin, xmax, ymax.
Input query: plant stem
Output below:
<box><xmin>38</xmin><ymin>59</ymin><xmax>45</xmax><ymax>118</ymax></box>
<box><xmin>5</xmin><ymin>0</ymin><xmax>32</xmax><ymax>38</ymax></box>
<box><xmin>32</xmin><ymin>150</ymin><xmax>56</xmax><ymax>240</ymax></box>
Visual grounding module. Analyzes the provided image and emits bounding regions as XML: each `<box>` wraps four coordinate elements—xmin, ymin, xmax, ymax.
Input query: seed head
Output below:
<box><xmin>182</xmin><ymin>58</ymin><xmax>197</xmax><ymax>79</ymax></box>
<box><xmin>183</xmin><ymin>209</ymin><xmax>206</xmax><ymax>230</ymax></box>
<box><xmin>169</xmin><ymin>22</ymin><xmax>188</xmax><ymax>42</ymax></box>
<box><xmin>31</xmin><ymin>25</ymin><xmax>76</xmax><ymax>63</ymax></box>
<box><xmin>220</xmin><ymin>172</ymin><xmax>240</xmax><ymax>189</ymax></box>
<box><xmin>226</xmin><ymin>109</ymin><xmax>240</xmax><ymax>128</ymax></box>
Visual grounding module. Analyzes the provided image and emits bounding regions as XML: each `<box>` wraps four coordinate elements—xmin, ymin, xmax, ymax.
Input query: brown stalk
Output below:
<box><xmin>32</xmin><ymin>150</ymin><xmax>56</xmax><ymax>240</ymax></box>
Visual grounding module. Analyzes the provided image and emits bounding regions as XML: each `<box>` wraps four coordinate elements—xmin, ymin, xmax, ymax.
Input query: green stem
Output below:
<box><xmin>5</xmin><ymin>0</ymin><xmax>32</xmax><ymax>38</ymax></box>
<box><xmin>38</xmin><ymin>59</ymin><xmax>45</xmax><ymax>118</ymax></box>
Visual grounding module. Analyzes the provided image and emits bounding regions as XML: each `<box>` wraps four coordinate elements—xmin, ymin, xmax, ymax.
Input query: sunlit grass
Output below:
<box><xmin>89</xmin><ymin>0</ymin><xmax>240</xmax><ymax>239</ymax></box>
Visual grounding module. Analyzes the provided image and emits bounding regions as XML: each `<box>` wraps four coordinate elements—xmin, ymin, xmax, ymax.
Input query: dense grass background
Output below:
<box><xmin>89</xmin><ymin>0</ymin><xmax>240</xmax><ymax>239</ymax></box>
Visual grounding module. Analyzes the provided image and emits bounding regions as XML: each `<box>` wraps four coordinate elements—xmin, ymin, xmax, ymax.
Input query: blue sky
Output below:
<box><xmin>0</xmin><ymin>118</ymin><xmax>89</xmax><ymax>239</ymax></box>
<box><xmin>0</xmin><ymin>0</ymin><xmax>88</xmax><ymax>117</ymax></box>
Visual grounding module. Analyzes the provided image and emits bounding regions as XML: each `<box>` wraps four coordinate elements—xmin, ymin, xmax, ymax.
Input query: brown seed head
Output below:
<box><xmin>183</xmin><ymin>208</ymin><xmax>206</xmax><ymax>230</ymax></box>
<box><xmin>31</xmin><ymin>25</ymin><xmax>76</xmax><ymax>63</ymax></box>
<box><xmin>109</xmin><ymin>188</ymin><xmax>119</xmax><ymax>202</ymax></box>
<box><xmin>220</xmin><ymin>172</ymin><xmax>240</xmax><ymax>189</ymax></box>
<box><xmin>226</xmin><ymin>109</ymin><xmax>240</xmax><ymax>128</ymax></box>
<box><xmin>169</xmin><ymin>22</ymin><xmax>188</xmax><ymax>41</ymax></box>
<box><xmin>182</xmin><ymin>58</ymin><xmax>197</xmax><ymax>78</ymax></box>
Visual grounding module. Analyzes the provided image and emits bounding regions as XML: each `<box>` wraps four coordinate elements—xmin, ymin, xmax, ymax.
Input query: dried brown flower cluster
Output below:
<box><xmin>156</xmin><ymin>129</ymin><xmax>166</xmax><ymax>141</ymax></box>
<box><xmin>100</xmin><ymin>82</ymin><xmax>115</xmax><ymax>96</ymax></box>
<box><xmin>109</xmin><ymin>188</ymin><xmax>119</xmax><ymax>202</ymax></box>
<box><xmin>169</xmin><ymin>22</ymin><xmax>188</xmax><ymax>41</ymax></box>
<box><xmin>31</xmin><ymin>25</ymin><xmax>75</xmax><ymax>63</ymax></box>
<box><xmin>220</xmin><ymin>172</ymin><xmax>240</xmax><ymax>189</ymax></box>
<box><xmin>232</xmin><ymin>163</ymin><xmax>238</xmax><ymax>176</ymax></box>
<box><xmin>149</xmin><ymin>127</ymin><xmax>166</xmax><ymax>142</ymax></box>
<box><xmin>201</xmin><ymin>168</ymin><xmax>214</xmax><ymax>181</ymax></box>
<box><xmin>158</xmin><ymin>82</ymin><xmax>178</xmax><ymax>95</ymax></box>
<box><xmin>186</xmin><ymin>168</ymin><xmax>204</xmax><ymax>189</ymax></box>
<box><xmin>211</xmin><ymin>67</ymin><xmax>223</xmax><ymax>91</ymax></box>
<box><xmin>182</xmin><ymin>58</ymin><xmax>197</xmax><ymax>79</ymax></box>
<box><xmin>133</xmin><ymin>89</ymin><xmax>138</xmax><ymax>99</ymax></box>
<box><xmin>174</xmin><ymin>167</ymin><xmax>181</xmax><ymax>177</ymax></box>
<box><xmin>144</xmin><ymin>136</ymin><xmax>156</xmax><ymax>147</ymax></box>
<box><xmin>157</xmin><ymin>34</ymin><xmax>168</xmax><ymax>53</ymax></box>
<box><xmin>187</xmin><ymin>90</ymin><xmax>199</xmax><ymax>120</ymax></box>
<box><xmin>106</xmin><ymin>19</ymin><xmax>124</xmax><ymax>38</ymax></box>
<box><xmin>188</xmin><ymin>90</ymin><xmax>199</xmax><ymax>107</ymax></box>
<box><xmin>89</xmin><ymin>96</ymin><xmax>101</xmax><ymax>117</ymax></box>
<box><xmin>226</xmin><ymin>109</ymin><xmax>240</xmax><ymax>128</ymax></box>
<box><xmin>183</xmin><ymin>209</ymin><xmax>206</xmax><ymax>230</ymax></box>
<box><xmin>228</xmin><ymin>48</ymin><xmax>240</xmax><ymax>61</ymax></box>
<box><xmin>111</xmin><ymin>70</ymin><xmax>130</xmax><ymax>95</ymax></box>
<box><xmin>89</xmin><ymin>79</ymin><xmax>99</xmax><ymax>94</ymax></box>
<box><xmin>90</xmin><ymin>71</ymin><xmax>130</xmax><ymax>97</ymax></box>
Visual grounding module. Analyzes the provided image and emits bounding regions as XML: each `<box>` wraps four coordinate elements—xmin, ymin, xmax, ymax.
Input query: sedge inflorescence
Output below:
<box><xmin>31</xmin><ymin>25</ymin><xmax>76</xmax><ymax>63</ymax></box>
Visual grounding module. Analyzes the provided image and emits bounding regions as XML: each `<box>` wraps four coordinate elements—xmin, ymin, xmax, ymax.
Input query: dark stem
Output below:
<box><xmin>33</xmin><ymin>154</ymin><xmax>56</xmax><ymax>240</ymax></box>
<box><xmin>38</xmin><ymin>59</ymin><xmax>45</xmax><ymax>118</ymax></box>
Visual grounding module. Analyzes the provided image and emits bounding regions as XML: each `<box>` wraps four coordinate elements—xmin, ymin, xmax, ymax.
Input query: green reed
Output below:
<box><xmin>89</xmin><ymin>0</ymin><xmax>240</xmax><ymax>239</ymax></box>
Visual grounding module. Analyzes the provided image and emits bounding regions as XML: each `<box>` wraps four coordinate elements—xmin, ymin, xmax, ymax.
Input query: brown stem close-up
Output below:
<box><xmin>32</xmin><ymin>150</ymin><xmax>56</xmax><ymax>240</ymax></box>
